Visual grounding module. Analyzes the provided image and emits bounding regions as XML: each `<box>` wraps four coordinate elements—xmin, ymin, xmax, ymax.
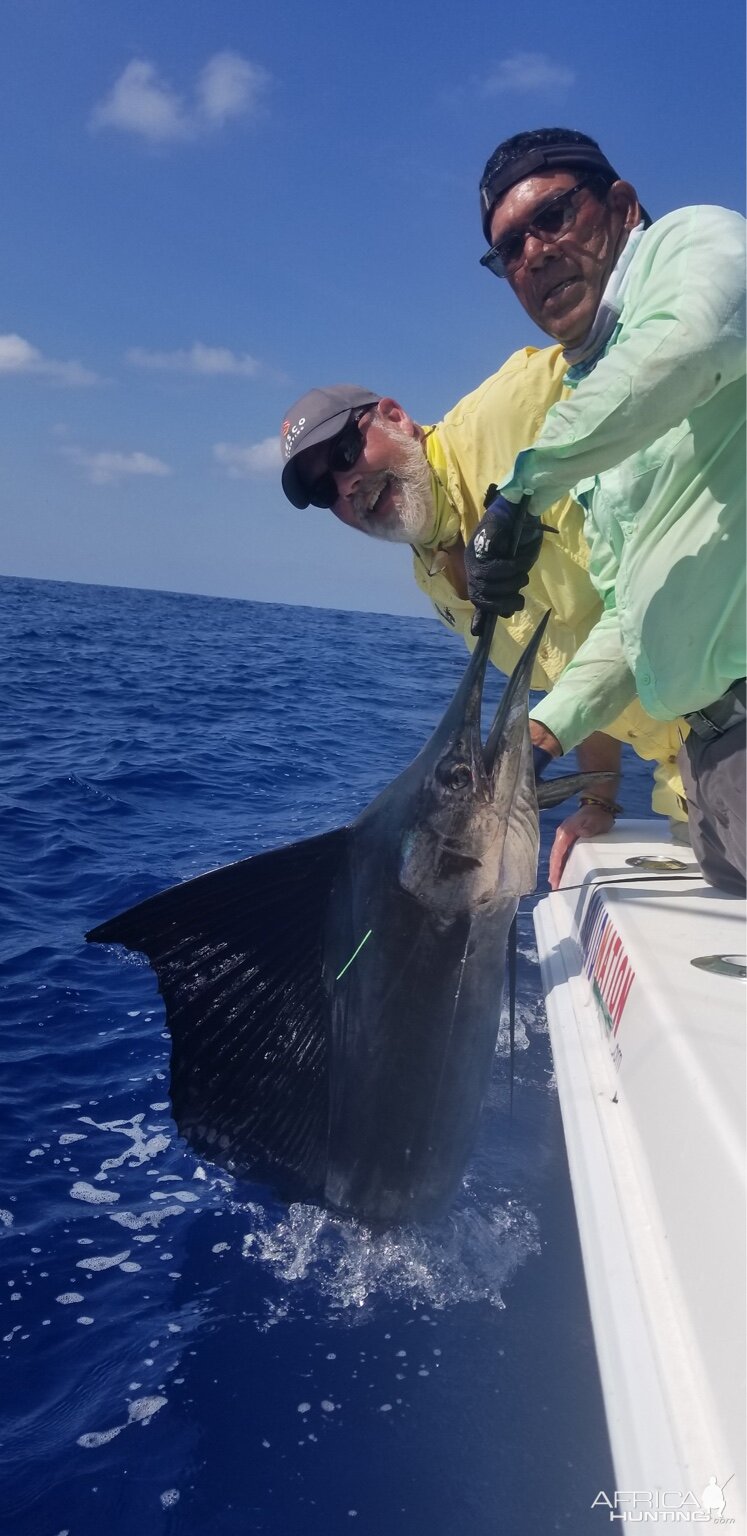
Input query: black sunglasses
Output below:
<box><xmin>480</xmin><ymin>179</ymin><xmax>594</xmax><ymax>279</ymax></box>
<box><xmin>306</xmin><ymin>409</ymin><xmax>370</xmax><ymax>509</ymax></box>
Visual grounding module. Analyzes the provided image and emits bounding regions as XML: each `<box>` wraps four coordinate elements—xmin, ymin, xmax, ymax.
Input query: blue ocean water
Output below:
<box><xmin>0</xmin><ymin>574</ymin><xmax>656</xmax><ymax>1536</ymax></box>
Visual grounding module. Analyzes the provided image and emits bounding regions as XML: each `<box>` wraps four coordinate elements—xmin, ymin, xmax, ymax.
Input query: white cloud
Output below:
<box><xmin>0</xmin><ymin>334</ymin><xmax>39</xmax><ymax>371</ymax></box>
<box><xmin>214</xmin><ymin>438</ymin><xmax>281</xmax><ymax>477</ymax></box>
<box><xmin>90</xmin><ymin>60</ymin><xmax>190</xmax><ymax>142</ymax></box>
<box><xmin>197</xmin><ymin>52</ymin><xmax>267</xmax><ymax>127</ymax></box>
<box><xmin>0</xmin><ymin>332</ymin><xmax>98</xmax><ymax>386</ymax></box>
<box><xmin>64</xmin><ymin>446</ymin><xmax>172</xmax><ymax>486</ymax></box>
<box><xmin>483</xmin><ymin>52</ymin><xmax>575</xmax><ymax>95</ymax></box>
<box><xmin>127</xmin><ymin>343</ymin><xmax>261</xmax><ymax>378</ymax></box>
<box><xmin>91</xmin><ymin>52</ymin><xmax>269</xmax><ymax>144</ymax></box>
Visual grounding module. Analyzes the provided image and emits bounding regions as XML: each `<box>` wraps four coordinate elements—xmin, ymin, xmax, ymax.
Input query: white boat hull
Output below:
<box><xmin>534</xmin><ymin>820</ymin><xmax>745</xmax><ymax>1527</ymax></box>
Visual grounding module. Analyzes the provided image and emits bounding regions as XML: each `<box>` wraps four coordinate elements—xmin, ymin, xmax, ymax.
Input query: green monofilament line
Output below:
<box><xmin>336</xmin><ymin>928</ymin><xmax>373</xmax><ymax>982</ymax></box>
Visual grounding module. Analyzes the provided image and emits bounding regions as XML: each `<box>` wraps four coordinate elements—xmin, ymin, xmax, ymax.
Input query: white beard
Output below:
<box><xmin>349</xmin><ymin>421</ymin><xmax>436</xmax><ymax>544</ymax></box>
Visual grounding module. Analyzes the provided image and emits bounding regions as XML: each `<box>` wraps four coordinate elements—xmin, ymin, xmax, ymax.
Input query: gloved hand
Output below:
<box><xmin>465</xmin><ymin>491</ymin><xmax>543</xmax><ymax>632</ymax></box>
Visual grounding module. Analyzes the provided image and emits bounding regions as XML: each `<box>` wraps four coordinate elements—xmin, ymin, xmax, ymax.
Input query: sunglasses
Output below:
<box><xmin>306</xmin><ymin>409</ymin><xmax>370</xmax><ymax>509</ymax></box>
<box><xmin>479</xmin><ymin>179</ymin><xmax>594</xmax><ymax>279</ymax></box>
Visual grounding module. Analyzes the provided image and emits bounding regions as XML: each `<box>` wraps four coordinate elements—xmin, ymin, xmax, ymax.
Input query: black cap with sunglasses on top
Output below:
<box><xmin>281</xmin><ymin>385</ymin><xmax>381</xmax><ymax>509</ymax></box>
<box><xmin>478</xmin><ymin>132</ymin><xmax>652</xmax><ymax>277</ymax></box>
<box><xmin>479</xmin><ymin>140</ymin><xmax>622</xmax><ymax>241</ymax></box>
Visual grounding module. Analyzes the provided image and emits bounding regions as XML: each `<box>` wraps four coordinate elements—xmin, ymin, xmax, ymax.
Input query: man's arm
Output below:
<box><xmin>527</xmin><ymin>515</ymin><xmax>638</xmax><ymax>752</ymax></box>
<box><xmin>500</xmin><ymin>207</ymin><xmax>746</xmax><ymax>515</ymax></box>
<box><xmin>437</xmin><ymin>519</ymin><xmax>635</xmax><ymax>758</ymax></box>
<box><xmin>534</xmin><ymin>728</ymin><xmax>622</xmax><ymax>889</ymax></box>
<box><xmin>528</xmin><ymin>599</ymin><xmax>638</xmax><ymax>752</ymax></box>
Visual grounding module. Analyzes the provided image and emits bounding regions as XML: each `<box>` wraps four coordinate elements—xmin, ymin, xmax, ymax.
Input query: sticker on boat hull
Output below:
<box><xmin>579</xmin><ymin>890</ymin><xmax>636</xmax><ymax>1049</ymax></box>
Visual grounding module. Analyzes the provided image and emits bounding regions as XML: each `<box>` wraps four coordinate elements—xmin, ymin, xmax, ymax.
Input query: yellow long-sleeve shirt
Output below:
<box><xmin>411</xmin><ymin>345</ymin><xmax>686</xmax><ymax>820</ymax></box>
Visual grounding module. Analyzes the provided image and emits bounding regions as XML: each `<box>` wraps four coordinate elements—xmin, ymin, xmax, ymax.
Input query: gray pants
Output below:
<box><xmin>678</xmin><ymin>721</ymin><xmax>746</xmax><ymax>896</ymax></box>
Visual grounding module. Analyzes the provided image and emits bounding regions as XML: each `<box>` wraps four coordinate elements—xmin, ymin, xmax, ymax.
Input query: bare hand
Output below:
<box><xmin>548</xmin><ymin>803</ymin><xmax>616</xmax><ymax>890</ymax></box>
<box><xmin>529</xmin><ymin>719</ymin><xmax>563</xmax><ymax>759</ymax></box>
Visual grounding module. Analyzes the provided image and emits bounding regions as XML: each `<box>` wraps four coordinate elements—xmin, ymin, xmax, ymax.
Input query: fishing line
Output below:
<box><xmin>335</xmin><ymin>928</ymin><xmax>373</xmax><ymax>981</ymax></box>
<box><xmin>524</xmin><ymin>871</ymin><xmax>705</xmax><ymax>900</ymax></box>
<box><xmin>507</xmin><ymin>915</ymin><xmax>517</xmax><ymax>1119</ymax></box>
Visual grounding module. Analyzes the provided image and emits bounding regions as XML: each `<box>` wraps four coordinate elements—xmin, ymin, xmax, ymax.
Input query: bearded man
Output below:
<box><xmin>465</xmin><ymin>127</ymin><xmax>745</xmax><ymax>895</ymax></box>
<box><xmin>279</xmin><ymin>353</ymin><xmax>687</xmax><ymax>888</ymax></box>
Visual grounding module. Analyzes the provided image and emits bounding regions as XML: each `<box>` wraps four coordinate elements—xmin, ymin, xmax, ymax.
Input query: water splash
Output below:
<box><xmin>239</xmin><ymin>1194</ymin><xmax>540</xmax><ymax>1318</ymax></box>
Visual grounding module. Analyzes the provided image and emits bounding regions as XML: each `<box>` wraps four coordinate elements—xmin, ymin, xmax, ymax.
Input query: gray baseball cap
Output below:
<box><xmin>280</xmin><ymin>384</ymin><xmax>381</xmax><ymax>508</ymax></box>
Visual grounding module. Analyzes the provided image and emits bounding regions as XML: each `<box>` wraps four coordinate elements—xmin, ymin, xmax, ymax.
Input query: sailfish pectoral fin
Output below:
<box><xmin>87</xmin><ymin>828</ymin><xmax>349</xmax><ymax>1196</ymax></box>
<box><xmin>535</xmin><ymin>771</ymin><xmax>617</xmax><ymax>810</ymax></box>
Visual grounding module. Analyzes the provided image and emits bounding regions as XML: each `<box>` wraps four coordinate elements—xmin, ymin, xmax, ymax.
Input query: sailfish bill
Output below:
<box><xmin>87</xmin><ymin>612</ymin><xmax>607</xmax><ymax>1224</ymax></box>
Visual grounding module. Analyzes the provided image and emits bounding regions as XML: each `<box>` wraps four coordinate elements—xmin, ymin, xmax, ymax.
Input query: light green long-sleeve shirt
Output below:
<box><xmin>499</xmin><ymin>204</ymin><xmax>746</xmax><ymax>753</ymax></box>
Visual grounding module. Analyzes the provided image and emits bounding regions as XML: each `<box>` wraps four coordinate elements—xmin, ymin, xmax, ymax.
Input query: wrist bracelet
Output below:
<box><xmin>579</xmin><ymin>795</ymin><xmax>623</xmax><ymax>816</ymax></box>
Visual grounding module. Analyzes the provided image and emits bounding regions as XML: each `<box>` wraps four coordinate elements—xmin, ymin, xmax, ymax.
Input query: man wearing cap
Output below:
<box><xmin>466</xmin><ymin>127</ymin><xmax>746</xmax><ymax>895</ymax></box>
<box><xmin>279</xmin><ymin>360</ymin><xmax>688</xmax><ymax>888</ymax></box>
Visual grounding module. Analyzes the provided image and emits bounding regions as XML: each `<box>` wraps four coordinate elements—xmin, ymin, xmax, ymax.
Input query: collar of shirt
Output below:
<box><xmin>564</xmin><ymin>222</ymin><xmax>646</xmax><ymax>380</ymax></box>
<box><xmin>408</xmin><ymin>427</ymin><xmax>462</xmax><ymax>557</ymax></box>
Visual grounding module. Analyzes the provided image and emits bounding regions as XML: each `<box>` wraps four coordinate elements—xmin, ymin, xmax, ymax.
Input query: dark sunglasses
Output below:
<box><xmin>306</xmin><ymin>409</ymin><xmax>370</xmax><ymax>509</ymax></box>
<box><xmin>479</xmin><ymin>179</ymin><xmax>593</xmax><ymax>279</ymax></box>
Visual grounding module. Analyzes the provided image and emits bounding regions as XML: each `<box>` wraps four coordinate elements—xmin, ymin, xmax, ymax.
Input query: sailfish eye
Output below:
<box><xmin>436</xmin><ymin>760</ymin><xmax>472</xmax><ymax>790</ymax></box>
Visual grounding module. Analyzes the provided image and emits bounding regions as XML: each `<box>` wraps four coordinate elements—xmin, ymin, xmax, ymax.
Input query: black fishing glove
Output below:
<box><xmin>465</xmin><ymin>490</ymin><xmax>543</xmax><ymax>630</ymax></box>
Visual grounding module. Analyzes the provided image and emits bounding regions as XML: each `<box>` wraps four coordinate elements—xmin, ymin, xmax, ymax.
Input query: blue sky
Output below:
<box><xmin>2</xmin><ymin>0</ymin><xmax>744</xmax><ymax>616</ymax></box>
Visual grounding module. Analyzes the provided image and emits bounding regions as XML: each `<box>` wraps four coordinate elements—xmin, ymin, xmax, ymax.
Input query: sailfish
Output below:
<box><xmin>87</xmin><ymin>613</ymin><xmax>597</xmax><ymax>1225</ymax></box>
